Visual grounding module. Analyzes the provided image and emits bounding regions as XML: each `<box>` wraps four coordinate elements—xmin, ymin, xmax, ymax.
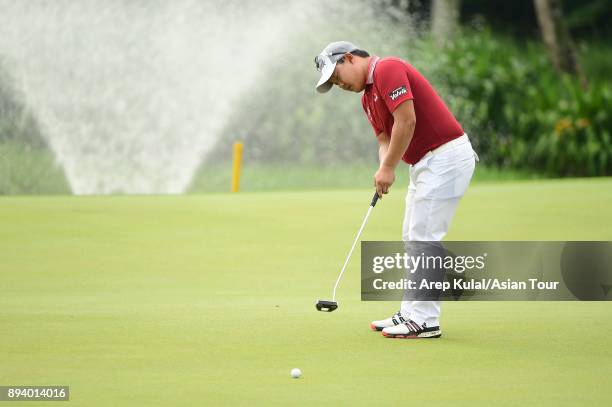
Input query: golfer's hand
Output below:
<box><xmin>374</xmin><ymin>165</ymin><xmax>395</xmax><ymax>198</ymax></box>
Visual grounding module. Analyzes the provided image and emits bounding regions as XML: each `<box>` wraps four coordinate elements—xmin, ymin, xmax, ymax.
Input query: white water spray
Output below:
<box><xmin>0</xmin><ymin>0</ymin><xmax>314</xmax><ymax>194</ymax></box>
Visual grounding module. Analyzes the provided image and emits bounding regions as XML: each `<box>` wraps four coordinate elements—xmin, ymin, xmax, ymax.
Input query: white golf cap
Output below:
<box><xmin>314</xmin><ymin>41</ymin><xmax>359</xmax><ymax>93</ymax></box>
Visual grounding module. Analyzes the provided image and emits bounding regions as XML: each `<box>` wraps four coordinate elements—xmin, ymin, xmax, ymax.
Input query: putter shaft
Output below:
<box><xmin>331</xmin><ymin>192</ymin><xmax>379</xmax><ymax>302</ymax></box>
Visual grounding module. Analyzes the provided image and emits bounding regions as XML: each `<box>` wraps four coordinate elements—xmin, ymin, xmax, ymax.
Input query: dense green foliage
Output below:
<box><xmin>434</xmin><ymin>29</ymin><xmax>612</xmax><ymax>176</ymax></box>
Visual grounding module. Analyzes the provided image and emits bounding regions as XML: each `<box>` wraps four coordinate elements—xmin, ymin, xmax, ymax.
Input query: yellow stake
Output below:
<box><xmin>231</xmin><ymin>142</ymin><xmax>243</xmax><ymax>192</ymax></box>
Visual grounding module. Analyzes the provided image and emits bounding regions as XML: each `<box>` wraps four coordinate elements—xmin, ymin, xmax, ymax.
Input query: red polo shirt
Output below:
<box><xmin>361</xmin><ymin>56</ymin><xmax>464</xmax><ymax>164</ymax></box>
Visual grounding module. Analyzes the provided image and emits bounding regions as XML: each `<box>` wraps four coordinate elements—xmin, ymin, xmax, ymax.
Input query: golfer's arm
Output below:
<box><xmin>381</xmin><ymin>100</ymin><xmax>416</xmax><ymax>169</ymax></box>
<box><xmin>377</xmin><ymin>132</ymin><xmax>390</xmax><ymax>164</ymax></box>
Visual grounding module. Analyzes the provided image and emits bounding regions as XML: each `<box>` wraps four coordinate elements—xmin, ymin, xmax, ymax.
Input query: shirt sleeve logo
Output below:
<box><xmin>389</xmin><ymin>86</ymin><xmax>407</xmax><ymax>101</ymax></box>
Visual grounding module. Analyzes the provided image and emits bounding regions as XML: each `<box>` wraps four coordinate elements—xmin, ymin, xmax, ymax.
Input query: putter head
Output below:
<box><xmin>315</xmin><ymin>300</ymin><xmax>338</xmax><ymax>312</ymax></box>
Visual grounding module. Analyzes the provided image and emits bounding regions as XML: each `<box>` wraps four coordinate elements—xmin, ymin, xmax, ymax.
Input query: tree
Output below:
<box><xmin>432</xmin><ymin>0</ymin><xmax>461</xmax><ymax>46</ymax></box>
<box><xmin>533</xmin><ymin>0</ymin><xmax>586</xmax><ymax>85</ymax></box>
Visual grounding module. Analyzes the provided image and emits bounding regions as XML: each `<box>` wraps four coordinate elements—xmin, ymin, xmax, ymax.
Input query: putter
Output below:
<box><xmin>316</xmin><ymin>191</ymin><xmax>380</xmax><ymax>312</ymax></box>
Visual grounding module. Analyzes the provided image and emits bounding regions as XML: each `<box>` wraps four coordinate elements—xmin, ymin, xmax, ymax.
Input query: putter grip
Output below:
<box><xmin>371</xmin><ymin>191</ymin><xmax>379</xmax><ymax>207</ymax></box>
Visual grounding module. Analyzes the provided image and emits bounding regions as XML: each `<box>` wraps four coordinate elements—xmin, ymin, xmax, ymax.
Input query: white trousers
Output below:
<box><xmin>400</xmin><ymin>134</ymin><xmax>477</xmax><ymax>327</ymax></box>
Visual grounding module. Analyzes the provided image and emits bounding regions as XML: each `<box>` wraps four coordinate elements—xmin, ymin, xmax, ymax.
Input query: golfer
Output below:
<box><xmin>315</xmin><ymin>41</ymin><xmax>477</xmax><ymax>339</ymax></box>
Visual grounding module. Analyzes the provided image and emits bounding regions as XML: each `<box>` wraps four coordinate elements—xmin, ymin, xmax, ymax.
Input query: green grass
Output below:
<box><xmin>1</xmin><ymin>178</ymin><xmax>611</xmax><ymax>405</ymax></box>
<box><xmin>189</xmin><ymin>162</ymin><xmax>541</xmax><ymax>193</ymax></box>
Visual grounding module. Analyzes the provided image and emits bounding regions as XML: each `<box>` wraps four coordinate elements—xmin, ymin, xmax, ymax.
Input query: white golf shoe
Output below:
<box><xmin>370</xmin><ymin>311</ymin><xmax>407</xmax><ymax>331</ymax></box>
<box><xmin>381</xmin><ymin>320</ymin><xmax>442</xmax><ymax>339</ymax></box>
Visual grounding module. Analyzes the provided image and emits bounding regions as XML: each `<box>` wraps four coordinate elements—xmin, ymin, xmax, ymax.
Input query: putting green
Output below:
<box><xmin>1</xmin><ymin>178</ymin><xmax>611</xmax><ymax>405</ymax></box>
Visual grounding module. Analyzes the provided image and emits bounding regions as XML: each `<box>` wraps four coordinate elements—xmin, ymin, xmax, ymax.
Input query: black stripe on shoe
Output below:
<box><xmin>391</xmin><ymin>312</ymin><xmax>405</xmax><ymax>326</ymax></box>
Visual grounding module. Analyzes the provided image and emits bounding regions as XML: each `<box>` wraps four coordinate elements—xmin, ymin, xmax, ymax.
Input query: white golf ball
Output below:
<box><xmin>291</xmin><ymin>368</ymin><xmax>301</xmax><ymax>379</ymax></box>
